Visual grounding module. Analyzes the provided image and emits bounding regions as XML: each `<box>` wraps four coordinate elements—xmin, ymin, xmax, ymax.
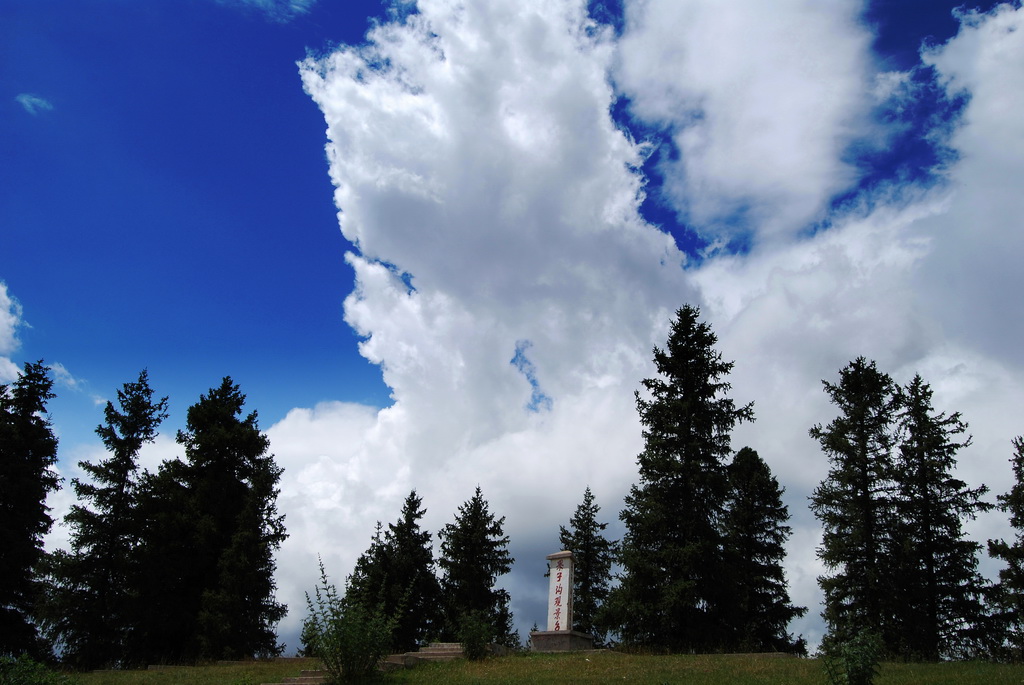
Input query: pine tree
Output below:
<box><xmin>558</xmin><ymin>487</ymin><xmax>617</xmax><ymax>645</ymax></box>
<box><xmin>46</xmin><ymin>370</ymin><xmax>168</xmax><ymax>669</ymax></box>
<box><xmin>809</xmin><ymin>357</ymin><xmax>899</xmax><ymax>652</ymax></box>
<box><xmin>988</xmin><ymin>437</ymin><xmax>1024</xmax><ymax>662</ymax></box>
<box><xmin>722</xmin><ymin>447</ymin><xmax>806</xmax><ymax>653</ymax></box>
<box><xmin>0</xmin><ymin>361</ymin><xmax>60</xmax><ymax>657</ymax></box>
<box><xmin>437</xmin><ymin>486</ymin><xmax>515</xmax><ymax>646</ymax></box>
<box><xmin>610</xmin><ymin>305</ymin><xmax>754</xmax><ymax>651</ymax></box>
<box><xmin>890</xmin><ymin>375</ymin><xmax>990</xmax><ymax>660</ymax></box>
<box><xmin>345</xmin><ymin>491</ymin><xmax>443</xmax><ymax>652</ymax></box>
<box><xmin>132</xmin><ymin>378</ymin><xmax>287</xmax><ymax>662</ymax></box>
<box><xmin>385</xmin><ymin>491</ymin><xmax>442</xmax><ymax>650</ymax></box>
<box><xmin>345</xmin><ymin>522</ymin><xmax>389</xmax><ymax>613</ymax></box>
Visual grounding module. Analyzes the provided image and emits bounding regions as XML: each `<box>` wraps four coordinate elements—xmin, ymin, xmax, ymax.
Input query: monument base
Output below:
<box><xmin>529</xmin><ymin>630</ymin><xmax>594</xmax><ymax>652</ymax></box>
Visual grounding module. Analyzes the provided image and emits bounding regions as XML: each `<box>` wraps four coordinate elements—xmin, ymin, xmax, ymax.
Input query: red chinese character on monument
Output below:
<box><xmin>554</xmin><ymin>621</ymin><xmax>561</xmax><ymax>631</ymax></box>
<box><xmin>556</xmin><ymin>559</ymin><xmax>564</xmax><ymax>570</ymax></box>
<box><xmin>554</xmin><ymin>595</ymin><xmax>562</xmax><ymax>607</ymax></box>
<box><xmin>556</xmin><ymin>571</ymin><xmax>563</xmax><ymax>582</ymax></box>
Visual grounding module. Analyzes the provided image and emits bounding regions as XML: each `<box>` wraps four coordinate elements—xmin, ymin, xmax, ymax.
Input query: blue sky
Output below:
<box><xmin>4</xmin><ymin>0</ymin><xmax>1024</xmax><ymax>653</ymax></box>
<box><xmin>3</xmin><ymin>0</ymin><xmax>393</xmax><ymax>432</ymax></box>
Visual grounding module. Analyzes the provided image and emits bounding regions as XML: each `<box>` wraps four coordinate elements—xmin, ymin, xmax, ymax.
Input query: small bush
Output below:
<box><xmin>303</xmin><ymin>558</ymin><xmax>396</xmax><ymax>683</ymax></box>
<box><xmin>456</xmin><ymin>611</ymin><xmax>492</xmax><ymax>661</ymax></box>
<box><xmin>822</xmin><ymin>629</ymin><xmax>882</xmax><ymax>685</ymax></box>
<box><xmin>0</xmin><ymin>654</ymin><xmax>75</xmax><ymax>685</ymax></box>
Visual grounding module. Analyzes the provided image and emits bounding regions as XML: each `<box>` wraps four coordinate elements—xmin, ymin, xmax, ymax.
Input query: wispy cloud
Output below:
<box><xmin>15</xmin><ymin>93</ymin><xmax>53</xmax><ymax>116</ymax></box>
<box><xmin>48</xmin><ymin>362</ymin><xmax>105</xmax><ymax>406</ymax></box>
<box><xmin>214</xmin><ymin>0</ymin><xmax>316</xmax><ymax>22</ymax></box>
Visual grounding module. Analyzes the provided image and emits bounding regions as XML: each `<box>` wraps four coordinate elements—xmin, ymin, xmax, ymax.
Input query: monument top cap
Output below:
<box><xmin>545</xmin><ymin>550</ymin><xmax>574</xmax><ymax>561</ymax></box>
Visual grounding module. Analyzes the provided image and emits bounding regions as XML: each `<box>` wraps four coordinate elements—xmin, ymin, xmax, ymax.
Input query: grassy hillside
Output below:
<box><xmin>71</xmin><ymin>652</ymin><xmax>1023</xmax><ymax>685</ymax></box>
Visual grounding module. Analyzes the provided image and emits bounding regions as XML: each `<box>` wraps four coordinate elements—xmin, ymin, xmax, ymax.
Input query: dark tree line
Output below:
<box><xmin>0</xmin><ymin>362</ymin><xmax>61</xmax><ymax>658</ymax></box>
<box><xmin>8</xmin><ymin>308</ymin><xmax>1024</xmax><ymax>666</ymax></box>
<box><xmin>604</xmin><ymin>306</ymin><xmax>805</xmax><ymax>654</ymax></box>
<box><xmin>583</xmin><ymin>306</ymin><xmax>1021</xmax><ymax>662</ymax></box>
<box><xmin>811</xmin><ymin>358</ymin><xmax>993</xmax><ymax>660</ymax></box>
<box><xmin>0</xmin><ymin>365</ymin><xmax>287</xmax><ymax>668</ymax></box>
<box><xmin>321</xmin><ymin>485</ymin><xmax>518</xmax><ymax>653</ymax></box>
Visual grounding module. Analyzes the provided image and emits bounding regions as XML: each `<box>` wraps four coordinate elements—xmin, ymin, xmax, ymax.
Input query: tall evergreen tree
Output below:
<box><xmin>346</xmin><ymin>522</ymin><xmax>389</xmax><ymax>613</ymax></box>
<box><xmin>988</xmin><ymin>437</ymin><xmax>1024</xmax><ymax>662</ymax></box>
<box><xmin>890</xmin><ymin>375</ymin><xmax>990</xmax><ymax>660</ymax></box>
<box><xmin>0</xmin><ymin>361</ymin><xmax>60</xmax><ymax>657</ymax></box>
<box><xmin>345</xmin><ymin>491</ymin><xmax>442</xmax><ymax>652</ymax></box>
<box><xmin>46</xmin><ymin>370</ymin><xmax>168</xmax><ymax>669</ymax></box>
<box><xmin>385</xmin><ymin>491</ymin><xmax>442</xmax><ymax>650</ymax></box>
<box><xmin>558</xmin><ymin>486</ymin><xmax>617</xmax><ymax>645</ymax></box>
<box><xmin>132</xmin><ymin>378</ymin><xmax>287</xmax><ymax>663</ymax></box>
<box><xmin>809</xmin><ymin>357</ymin><xmax>899</xmax><ymax>651</ymax></box>
<box><xmin>610</xmin><ymin>305</ymin><xmax>754</xmax><ymax>651</ymax></box>
<box><xmin>437</xmin><ymin>486</ymin><xmax>515</xmax><ymax>646</ymax></box>
<box><xmin>722</xmin><ymin>447</ymin><xmax>806</xmax><ymax>653</ymax></box>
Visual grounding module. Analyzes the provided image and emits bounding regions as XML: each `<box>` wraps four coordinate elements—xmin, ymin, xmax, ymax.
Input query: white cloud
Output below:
<box><xmin>291</xmin><ymin>0</ymin><xmax>693</xmax><ymax>645</ymax></box>
<box><xmin>916</xmin><ymin>2</ymin><xmax>1024</xmax><ymax>368</ymax></box>
<box><xmin>688</xmin><ymin>1</ymin><xmax>1024</xmax><ymax>645</ymax></box>
<box><xmin>0</xmin><ymin>282</ymin><xmax>24</xmax><ymax>383</ymax></box>
<box><xmin>275</xmin><ymin>0</ymin><xmax>1024</xmax><ymax>652</ymax></box>
<box><xmin>615</xmin><ymin>0</ymin><xmax>873</xmax><ymax>243</ymax></box>
<box><xmin>214</xmin><ymin>0</ymin><xmax>316</xmax><ymax>22</ymax></box>
<box><xmin>14</xmin><ymin>93</ymin><xmax>53</xmax><ymax>116</ymax></box>
<box><xmin>62</xmin><ymin>0</ymin><xmax>1009</xmax><ymax>654</ymax></box>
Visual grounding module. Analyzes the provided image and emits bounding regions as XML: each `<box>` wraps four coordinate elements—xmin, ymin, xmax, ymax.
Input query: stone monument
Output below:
<box><xmin>529</xmin><ymin>550</ymin><xmax>595</xmax><ymax>652</ymax></box>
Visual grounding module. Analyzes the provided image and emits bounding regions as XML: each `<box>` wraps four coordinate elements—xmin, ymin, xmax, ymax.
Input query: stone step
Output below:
<box><xmin>424</xmin><ymin>641</ymin><xmax>463</xmax><ymax>651</ymax></box>
<box><xmin>260</xmin><ymin>670</ymin><xmax>328</xmax><ymax>685</ymax></box>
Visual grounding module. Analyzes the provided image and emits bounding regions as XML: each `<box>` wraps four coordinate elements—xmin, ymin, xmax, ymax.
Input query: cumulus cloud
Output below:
<box><xmin>290</xmin><ymin>0</ymin><xmax>692</xmax><ymax>643</ymax></box>
<box><xmin>615</xmin><ymin>0</ymin><xmax>873</xmax><ymax>243</ymax></box>
<box><xmin>916</xmin><ymin>3</ymin><xmax>1024</xmax><ymax>367</ymax></box>
<box><xmin>14</xmin><ymin>93</ymin><xmax>53</xmax><ymax>116</ymax></box>
<box><xmin>268</xmin><ymin>0</ymin><xmax>1024</xmax><ymax>651</ymax></box>
<box><xmin>0</xmin><ymin>282</ymin><xmax>24</xmax><ymax>382</ymax></box>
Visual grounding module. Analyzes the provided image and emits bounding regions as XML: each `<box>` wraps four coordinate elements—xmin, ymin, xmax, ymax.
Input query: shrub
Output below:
<box><xmin>457</xmin><ymin>611</ymin><xmax>492</xmax><ymax>661</ymax></box>
<box><xmin>304</xmin><ymin>558</ymin><xmax>396</xmax><ymax>683</ymax></box>
<box><xmin>0</xmin><ymin>654</ymin><xmax>74</xmax><ymax>685</ymax></box>
<box><xmin>822</xmin><ymin>629</ymin><xmax>882</xmax><ymax>685</ymax></box>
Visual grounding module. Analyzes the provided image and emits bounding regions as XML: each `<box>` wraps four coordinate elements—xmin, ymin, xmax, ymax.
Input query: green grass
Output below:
<box><xmin>385</xmin><ymin>651</ymin><xmax>1024</xmax><ymax>684</ymax></box>
<box><xmin>66</xmin><ymin>652</ymin><xmax>1024</xmax><ymax>685</ymax></box>
<box><xmin>73</xmin><ymin>658</ymin><xmax>319</xmax><ymax>685</ymax></box>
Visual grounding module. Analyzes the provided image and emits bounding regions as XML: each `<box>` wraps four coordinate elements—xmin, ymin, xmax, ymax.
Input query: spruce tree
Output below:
<box><xmin>891</xmin><ymin>375</ymin><xmax>990</xmax><ymax>660</ymax></box>
<box><xmin>385</xmin><ymin>491</ymin><xmax>442</xmax><ymax>650</ymax></box>
<box><xmin>46</xmin><ymin>370</ymin><xmax>168</xmax><ymax>669</ymax></box>
<box><xmin>346</xmin><ymin>522</ymin><xmax>389</xmax><ymax>613</ymax></box>
<box><xmin>988</xmin><ymin>437</ymin><xmax>1024</xmax><ymax>661</ymax></box>
<box><xmin>437</xmin><ymin>486</ymin><xmax>515</xmax><ymax>646</ymax></box>
<box><xmin>0</xmin><ymin>361</ymin><xmax>60</xmax><ymax>657</ymax></box>
<box><xmin>809</xmin><ymin>357</ymin><xmax>899</xmax><ymax>652</ymax></box>
<box><xmin>610</xmin><ymin>305</ymin><xmax>754</xmax><ymax>651</ymax></box>
<box><xmin>558</xmin><ymin>487</ymin><xmax>617</xmax><ymax>645</ymax></box>
<box><xmin>723</xmin><ymin>447</ymin><xmax>806</xmax><ymax>653</ymax></box>
<box><xmin>132</xmin><ymin>378</ymin><xmax>287</xmax><ymax>662</ymax></box>
<box><xmin>345</xmin><ymin>491</ymin><xmax>443</xmax><ymax>652</ymax></box>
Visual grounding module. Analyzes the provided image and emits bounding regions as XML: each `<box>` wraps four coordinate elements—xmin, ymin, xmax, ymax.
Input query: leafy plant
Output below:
<box><xmin>0</xmin><ymin>654</ymin><xmax>75</xmax><ymax>685</ymax></box>
<box><xmin>457</xmin><ymin>610</ymin><xmax>492</xmax><ymax>661</ymax></box>
<box><xmin>822</xmin><ymin>629</ymin><xmax>882</xmax><ymax>685</ymax></box>
<box><xmin>304</xmin><ymin>557</ymin><xmax>396</xmax><ymax>683</ymax></box>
